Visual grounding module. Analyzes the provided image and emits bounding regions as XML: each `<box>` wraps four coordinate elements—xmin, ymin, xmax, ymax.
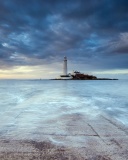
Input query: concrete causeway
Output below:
<box><xmin>0</xmin><ymin>109</ymin><xmax>128</xmax><ymax>160</ymax></box>
<box><xmin>0</xmin><ymin>81</ymin><xmax>128</xmax><ymax>159</ymax></box>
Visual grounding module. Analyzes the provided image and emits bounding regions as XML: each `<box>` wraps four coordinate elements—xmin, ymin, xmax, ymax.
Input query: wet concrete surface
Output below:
<box><xmin>0</xmin><ymin>109</ymin><xmax>128</xmax><ymax>160</ymax></box>
<box><xmin>0</xmin><ymin>80</ymin><xmax>128</xmax><ymax>159</ymax></box>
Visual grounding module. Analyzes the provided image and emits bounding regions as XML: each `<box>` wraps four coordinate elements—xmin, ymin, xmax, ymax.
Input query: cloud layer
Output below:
<box><xmin>0</xmin><ymin>0</ymin><xmax>128</xmax><ymax>78</ymax></box>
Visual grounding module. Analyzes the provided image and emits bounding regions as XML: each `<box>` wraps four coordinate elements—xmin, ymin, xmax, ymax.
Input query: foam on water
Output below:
<box><xmin>0</xmin><ymin>79</ymin><xmax>127</xmax><ymax>142</ymax></box>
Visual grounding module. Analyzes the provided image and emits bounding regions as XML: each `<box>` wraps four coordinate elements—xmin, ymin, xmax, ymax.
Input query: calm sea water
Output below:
<box><xmin>0</xmin><ymin>79</ymin><xmax>128</xmax><ymax>140</ymax></box>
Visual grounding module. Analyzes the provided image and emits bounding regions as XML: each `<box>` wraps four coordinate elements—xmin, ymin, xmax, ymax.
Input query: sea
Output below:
<box><xmin>0</xmin><ymin>79</ymin><xmax>128</xmax><ymax>141</ymax></box>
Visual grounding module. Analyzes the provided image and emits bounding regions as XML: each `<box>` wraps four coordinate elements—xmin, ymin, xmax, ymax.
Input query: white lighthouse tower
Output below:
<box><xmin>63</xmin><ymin>56</ymin><xmax>67</xmax><ymax>75</ymax></box>
<box><xmin>60</xmin><ymin>56</ymin><xmax>71</xmax><ymax>79</ymax></box>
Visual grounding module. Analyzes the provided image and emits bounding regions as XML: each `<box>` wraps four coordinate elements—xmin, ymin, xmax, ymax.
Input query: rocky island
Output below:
<box><xmin>52</xmin><ymin>57</ymin><xmax>118</xmax><ymax>80</ymax></box>
<box><xmin>53</xmin><ymin>71</ymin><xmax>118</xmax><ymax>80</ymax></box>
<box><xmin>69</xmin><ymin>71</ymin><xmax>118</xmax><ymax>80</ymax></box>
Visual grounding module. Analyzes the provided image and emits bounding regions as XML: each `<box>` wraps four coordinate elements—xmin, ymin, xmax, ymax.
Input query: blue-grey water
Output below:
<box><xmin>0</xmin><ymin>79</ymin><xmax>128</xmax><ymax>141</ymax></box>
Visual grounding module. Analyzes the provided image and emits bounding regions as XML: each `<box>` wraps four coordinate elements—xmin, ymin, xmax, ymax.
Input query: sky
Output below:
<box><xmin>0</xmin><ymin>0</ymin><xmax>128</xmax><ymax>79</ymax></box>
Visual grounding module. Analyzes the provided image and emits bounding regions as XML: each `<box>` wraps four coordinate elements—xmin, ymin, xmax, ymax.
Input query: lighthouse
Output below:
<box><xmin>60</xmin><ymin>56</ymin><xmax>71</xmax><ymax>79</ymax></box>
<box><xmin>63</xmin><ymin>56</ymin><xmax>67</xmax><ymax>75</ymax></box>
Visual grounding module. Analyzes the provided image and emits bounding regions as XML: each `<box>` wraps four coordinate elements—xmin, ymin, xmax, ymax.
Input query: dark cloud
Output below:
<box><xmin>115</xmin><ymin>46</ymin><xmax>128</xmax><ymax>54</ymax></box>
<box><xmin>0</xmin><ymin>0</ymin><xmax>128</xmax><ymax>73</ymax></box>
